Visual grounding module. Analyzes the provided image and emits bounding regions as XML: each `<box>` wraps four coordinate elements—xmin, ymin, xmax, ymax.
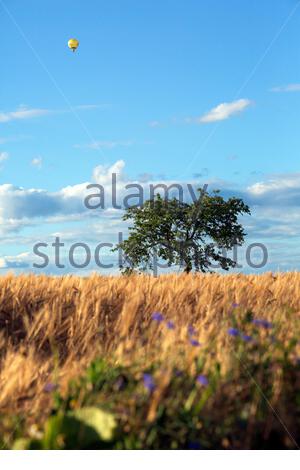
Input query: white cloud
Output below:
<box><xmin>198</xmin><ymin>99</ymin><xmax>252</xmax><ymax>123</ymax></box>
<box><xmin>0</xmin><ymin>159</ymin><xmax>200</xmax><ymax>230</ymax></box>
<box><xmin>92</xmin><ymin>160</ymin><xmax>126</xmax><ymax>184</ymax></box>
<box><xmin>0</xmin><ymin>106</ymin><xmax>51</xmax><ymax>123</ymax></box>
<box><xmin>0</xmin><ymin>252</ymin><xmax>31</xmax><ymax>269</ymax></box>
<box><xmin>0</xmin><ymin>160</ymin><xmax>126</xmax><ymax>225</ymax></box>
<box><xmin>270</xmin><ymin>84</ymin><xmax>300</xmax><ymax>93</ymax></box>
<box><xmin>74</xmin><ymin>140</ymin><xmax>133</xmax><ymax>150</ymax></box>
<box><xmin>0</xmin><ymin>151</ymin><xmax>9</xmax><ymax>162</ymax></box>
<box><xmin>247</xmin><ymin>173</ymin><xmax>300</xmax><ymax>196</ymax></box>
<box><xmin>0</xmin><ymin>104</ymin><xmax>108</xmax><ymax>124</ymax></box>
<box><xmin>31</xmin><ymin>157</ymin><xmax>42</xmax><ymax>168</ymax></box>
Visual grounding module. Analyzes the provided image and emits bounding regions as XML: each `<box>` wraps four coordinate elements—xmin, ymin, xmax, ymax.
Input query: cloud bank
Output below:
<box><xmin>0</xmin><ymin>160</ymin><xmax>299</xmax><ymax>236</ymax></box>
<box><xmin>1</xmin><ymin>160</ymin><xmax>300</xmax><ymax>273</ymax></box>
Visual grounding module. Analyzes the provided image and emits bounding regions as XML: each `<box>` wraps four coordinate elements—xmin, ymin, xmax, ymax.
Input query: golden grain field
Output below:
<box><xmin>0</xmin><ymin>272</ymin><xmax>299</xmax><ymax>449</ymax></box>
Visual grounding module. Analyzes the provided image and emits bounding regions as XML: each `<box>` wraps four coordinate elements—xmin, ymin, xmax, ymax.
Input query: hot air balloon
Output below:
<box><xmin>68</xmin><ymin>38</ymin><xmax>79</xmax><ymax>52</ymax></box>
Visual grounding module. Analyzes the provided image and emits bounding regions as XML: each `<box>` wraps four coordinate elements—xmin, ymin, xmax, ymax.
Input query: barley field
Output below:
<box><xmin>0</xmin><ymin>272</ymin><xmax>299</xmax><ymax>449</ymax></box>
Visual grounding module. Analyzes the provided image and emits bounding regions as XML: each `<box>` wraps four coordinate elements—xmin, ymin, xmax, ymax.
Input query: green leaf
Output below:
<box><xmin>43</xmin><ymin>414</ymin><xmax>74</xmax><ymax>449</ymax></box>
<box><xmin>12</xmin><ymin>438</ymin><xmax>42</xmax><ymax>450</ymax></box>
<box><xmin>71</xmin><ymin>406</ymin><xmax>116</xmax><ymax>442</ymax></box>
<box><xmin>42</xmin><ymin>407</ymin><xmax>116</xmax><ymax>449</ymax></box>
<box><xmin>12</xmin><ymin>438</ymin><xmax>32</xmax><ymax>450</ymax></box>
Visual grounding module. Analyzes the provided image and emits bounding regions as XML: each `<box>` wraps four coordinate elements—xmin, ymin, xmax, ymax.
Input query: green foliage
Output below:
<box><xmin>5</xmin><ymin>315</ymin><xmax>300</xmax><ymax>450</ymax></box>
<box><xmin>115</xmin><ymin>189</ymin><xmax>250</xmax><ymax>273</ymax></box>
<box><xmin>13</xmin><ymin>408</ymin><xmax>116</xmax><ymax>450</ymax></box>
<box><xmin>13</xmin><ymin>438</ymin><xmax>40</xmax><ymax>450</ymax></box>
<box><xmin>43</xmin><ymin>408</ymin><xmax>116</xmax><ymax>449</ymax></box>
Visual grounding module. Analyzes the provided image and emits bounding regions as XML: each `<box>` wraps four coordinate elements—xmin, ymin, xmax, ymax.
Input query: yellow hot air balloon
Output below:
<box><xmin>68</xmin><ymin>38</ymin><xmax>79</xmax><ymax>52</ymax></box>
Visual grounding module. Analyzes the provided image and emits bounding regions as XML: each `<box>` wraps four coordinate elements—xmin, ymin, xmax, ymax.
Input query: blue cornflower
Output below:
<box><xmin>197</xmin><ymin>374</ymin><xmax>209</xmax><ymax>386</ymax></box>
<box><xmin>252</xmin><ymin>319</ymin><xmax>273</xmax><ymax>329</ymax></box>
<box><xmin>151</xmin><ymin>312</ymin><xmax>164</xmax><ymax>322</ymax></box>
<box><xmin>241</xmin><ymin>334</ymin><xmax>252</xmax><ymax>342</ymax></box>
<box><xmin>190</xmin><ymin>339</ymin><xmax>201</xmax><ymax>347</ymax></box>
<box><xmin>228</xmin><ymin>328</ymin><xmax>240</xmax><ymax>337</ymax></box>
<box><xmin>232</xmin><ymin>303</ymin><xmax>239</xmax><ymax>308</ymax></box>
<box><xmin>188</xmin><ymin>441</ymin><xmax>202</xmax><ymax>450</ymax></box>
<box><xmin>143</xmin><ymin>373</ymin><xmax>156</xmax><ymax>392</ymax></box>
<box><xmin>188</xmin><ymin>325</ymin><xmax>197</xmax><ymax>336</ymax></box>
<box><xmin>43</xmin><ymin>383</ymin><xmax>57</xmax><ymax>393</ymax></box>
<box><xmin>166</xmin><ymin>320</ymin><xmax>175</xmax><ymax>330</ymax></box>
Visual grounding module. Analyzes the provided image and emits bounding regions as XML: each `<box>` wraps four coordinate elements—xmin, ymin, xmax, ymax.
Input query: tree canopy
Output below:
<box><xmin>116</xmin><ymin>188</ymin><xmax>251</xmax><ymax>274</ymax></box>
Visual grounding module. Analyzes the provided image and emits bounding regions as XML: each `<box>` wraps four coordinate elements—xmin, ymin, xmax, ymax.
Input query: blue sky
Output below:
<box><xmin>1</xmin><ymin>0</ymin><xmax>300</xmax><ymax>274</ymax></box>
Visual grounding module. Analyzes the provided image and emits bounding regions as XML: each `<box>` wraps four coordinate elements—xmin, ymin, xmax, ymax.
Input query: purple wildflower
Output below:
<box><xmin>228</xmin><ymin>328</ymin><xmax>240</xmax><ymax>337</ymax></box>
<box><xmin>166</xmin><ymin>320</ymin><xmax>175</xmax><ymax>330</ymax></box>
<box><xmin>43</xmin><ymin>383</ymin><xmax>57</xmax><ymax>393</ymax></box>
<box><xmin>232</xmin><ymin>303</ymin><xmax>239</xmax><ymax>308</ymax></box>
<box><xmin>241</xmin><ymin>334</ymin><xmax>252</xmax><ymax>342</ymax></box>
<box><xmin>151</xmin><ymin>312</ymin><xmax>164</xmax><ymax>322</ymax></box>
<box><xmin>188</xmin><ymin>325</ymin><xmax>197</xmax><ymax>336</ymax></box>
<box><xmin>190</xmin><ymin>339</ymin><xmax>201</xmax><ymax>347</ymax></box>
<box><xmin>252</xmin><ymin>319</ymin><xmax>273</xmax><ymax>329</ymax></box>
<box><xmin>197</xmin><ymin>374</ymin><xmax>209</xmax><ymax>386</ymax></box>
<box><xmin>143</xmin><ymin>373</ymin><xmax>156</xmax><ymax>392</ymax></box>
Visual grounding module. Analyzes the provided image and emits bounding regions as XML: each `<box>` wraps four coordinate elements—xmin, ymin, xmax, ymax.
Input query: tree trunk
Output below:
<box><xmin>184</xmin><ymin>261</ymin><xmax>192</xmax><ymax>274</ymax></box>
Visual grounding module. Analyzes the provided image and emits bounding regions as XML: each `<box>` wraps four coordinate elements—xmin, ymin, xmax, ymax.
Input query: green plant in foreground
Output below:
<box><xmin>6</xmin><ymin>311</ymin><xmax>300</xmax><ymax>450</ymax></box>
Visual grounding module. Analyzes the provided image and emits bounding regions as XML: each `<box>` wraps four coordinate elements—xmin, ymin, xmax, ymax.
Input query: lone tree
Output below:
<box><xmin>116</xmin><ymin>188</ymin><xmax>250</xmax><ymax>274</ymax></box>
